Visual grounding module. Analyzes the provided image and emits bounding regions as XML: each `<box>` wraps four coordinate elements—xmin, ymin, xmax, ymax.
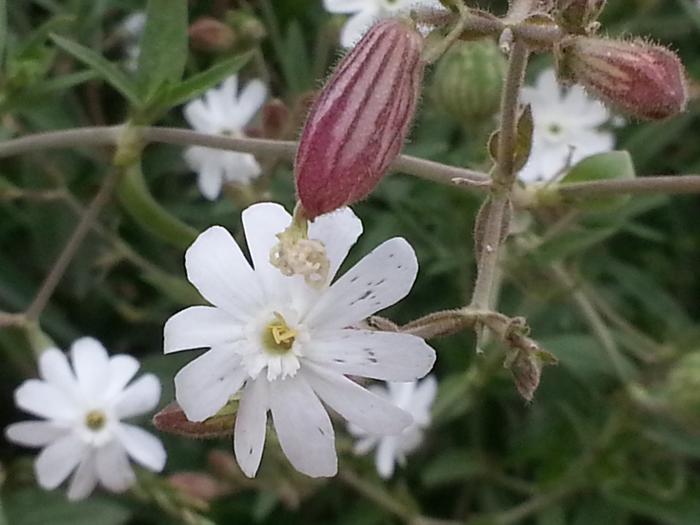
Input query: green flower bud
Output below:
<box><xmin>431</xmin><ymin>40</ymin><xmax>506</xmax><ymax>125</ymax></box>
<box><xmin>665</xmin><ymin>352</ymin><xmax>700</xmax><ymax>420</ymax></box>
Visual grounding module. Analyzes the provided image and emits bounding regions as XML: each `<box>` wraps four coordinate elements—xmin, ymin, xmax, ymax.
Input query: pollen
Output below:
<box><xmin>85</xmin><ymin>409</ymin><xmax>107</xmax><ymax>431</ymax></box>
<box><xmin>262</xmin><ymin>313</ymin><xmax>297</xmax><ymax>354</ymax></box>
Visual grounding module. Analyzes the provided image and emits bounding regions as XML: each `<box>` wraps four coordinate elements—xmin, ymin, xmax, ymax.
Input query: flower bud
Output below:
<box><xmin>295</xmin><ymin>18</ymin><xmax>425</xmax><ymax>219</ymax></box>
<box><xmin>556</xmin><ymin>0</ymin><xmax>606</xmax><ymax>34</ymax></box>
<box><xmin>431</xmin><ymin>39</ymin><xmax>506</xmax><ymax>125</ymax></box>
<box><xmin>558</xmin><ymin>37</ymin><xmax>688</xmax><ymax>120</ymax></box>
<box><xmin>188</xmin><ymin>17</ymin><xmax>236</xmax><ymax>52</ymax></box>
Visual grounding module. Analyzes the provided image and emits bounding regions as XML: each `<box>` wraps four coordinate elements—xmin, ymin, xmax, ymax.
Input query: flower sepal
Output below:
<box><xmin>153</xmin><ymin>400</ymin><xmax>239</xmax><ymax>439</ymax></box>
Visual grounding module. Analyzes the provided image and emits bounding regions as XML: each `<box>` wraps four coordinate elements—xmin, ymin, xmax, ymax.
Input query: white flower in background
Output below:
<box><xmin>164</xmin><ymin>202</ymin><xmax>436</xmax><ymax>478</ymax></box>
<box><xmin>120</xmin><ymin>12</ymin><xmax>146</xmax><ymax>71</ymax></box>
<box><xmin>519</xmin><ymin>68</ymin><xmax>615</xmax><ymax>183</ymax></box>
<box><xmin>324</xmin><ymin>0</ymin><xmax>445</xmax><ymax>48</ymax></box>
<box><xmin>5</xmin><ymin>338</ymin><xmax>166</xmax><ymax>501</ymax></box>
<box><xmin>349</xmin><ymin>376</ymin><xmax>436</xmax><ymax>478</ymax></box>
<box><xmin>183</xmin><ymin>76</ymin><xmax>267</xmax><ymax>200</ymax></box>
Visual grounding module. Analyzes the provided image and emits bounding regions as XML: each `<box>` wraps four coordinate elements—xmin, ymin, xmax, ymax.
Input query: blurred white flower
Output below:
<box><xmin>120</xmin><ymin>12</ymin><xmax>146</xmax><ymax>71</ymax></box>
<box><xmin>5</xmin><ymin>338</ymin><xmax>166</xmax><ymax>501</ymax></box>
<box><xmin>349</xmin><ymin>376</ymin><xmax>437</xmax><ymax>478</ymax></box>
<box><xmin>164</xmin><ymin>202</ymin><xmax>436</xmax><ymax>478</ymax></box>
<box><xmin>519</xmin><ymin>68</ymin><xmax>615</xmax><ymax>183</ymax></box>
<box><xmin>324</xmin><ymin>0</ymin><xmax>444</xmax><ymax>48</ymax></box>
<box><xmin>183</xmin><ymin>76</ymin><xmax>267</xmax><ymax>200</ymax></box>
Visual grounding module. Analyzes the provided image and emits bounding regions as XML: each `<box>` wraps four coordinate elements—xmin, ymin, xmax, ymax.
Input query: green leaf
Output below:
<box><xmin>136</xmin><ymin>0</ymin><xmax>188</xmax><ymax>100</ymax></box>
<box><xmin>4</xmin><ymin>488</ymin><xmax>130</xmax><ymax>525</ymax></box>
<box><xmin>156</xmin><ymin>53</ymin><xmax>252</xmax><ymax>110</ymax></box>
<box><xmin>50</xmin><ymin>33</ymin><xmax>141</xmax><ymax>106</ymax></box>
<box><xmin>561</xmin><ymin>151</ymin><xmax>636</xmax><ymax>211</ymax></box>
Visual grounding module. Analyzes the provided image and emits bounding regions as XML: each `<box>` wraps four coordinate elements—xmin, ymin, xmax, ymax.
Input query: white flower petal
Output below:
<box><xmin>306</xmin><ymin>329</ymin><xmax>435</xmax><ymax>381</ymax></box>
<box><xmin>38</xmin><ymin>348</ymin><xmax>76</xmax><ymax>394</ymax></box>
<box><xmin>67</xmin><ymin>452</ymin><xmax>98</xmax><ymax>501</ymax></box>
<box><xmin>353</xmin><ymin>435</ymin><xmax>378</xmax><ymax>455</ymax></box>
<box><xmin>185</xmin><ymin>226</ymin><xmax>263</xmax><ymax>320</ymax></box>
<box><xmin>95</xmin><ymin>441</ymin><xmax>136</xmax><ymax>492</ymax></box>
<box><xmin>164</xmin><ymin>306</ymin><xmax>242</xmax><ymax>354</ymax></box>
<box><xmin>304</xmin><ymin>364</ymin><xmax>412</xmax><ymax>434</ymax></box>
<box><xmin>115</xmin><ymin>423</ymin><xmax>166</xmax><ymax>472</ymax></box>
<box><xmin>324</xmin><ymin>0</ymin><xmax>373</xmax><ymax>14</ymax></box>
<box><xmin>269</xmin><ymin>374</ymin><xmax>337</xmax><ymax>477</ymax></box>
<box><xmin>35</xmin><ymin>433</ymin><xmax>86</xmax><ymax>489</ymax></box>
<box><xmin>15</xmin><ymin>379</ymin><xmax>77</xmax><ymax>421</ymax></box>
<box><xmin>340</xmin><ymin>10</ymin><xmax>378</xmax><ymax>48</ymax></box>
<box><xmin>375</xmin><ymin>436</ymin><xmax>397</xmax><ymax>479</ymax></box>
<box><xmin>5</xmin><ymin>421</ymin><xmax>67</xmax><ymax>447</ymax></box>
<box><xmin>222</xmin><ymin>152</ymin><xmax>261</xmax><ymax>184</ymax></box>
<box><xmin>114</xmin><ymin>374</ymin><xmax>161</xmax><ymax>419</ymax></box>
<box><xmin>104</xmin><ymin>354</ymin><xmax>140</xmax><ymax>400</ymax></box>
<box><xmin>308</xmin><ymin>207</ymin><xmax>363</xmax><ymax>282</ymax></box>
<box><xmin>71</xmin><ymin>337</ymin><xmax>110</xmax><ymax>398</ymax></box>
<box><xmin>197</xmin><ymin>159</ymin><xmax>224</xmax><ymax>200</ymax></box>
<box><xmin>217</xmin><ymin>76</ymin><xmax>240</xmax><ymax>119</ymax></box>
<box><xmin>184</xmin><ymin>99</ymin><xmax>214</xmax><ymax>133</ymax></box>
<box><xmin>305</xmin><ymin>237</ymin><xmax>418</xmax><ymax>329</ymax></box>
<box><xmin>410</xmin><ymin>375</ymin><xmax>437</xmax><ymax>425</ymax></box>
<box><xmin>174</xmin><ymin>346</ymin><xmax>248</xmax><ymax>422</ymax></box>
<box><xmin>234</xmin><ymin>377</ymin><xmax>269</xmax><ymax>477</ymax></box>
<box><xmin>234</xmin><ymin>79</ymin><xmax>267</xmax><ymax>128</ymax></box>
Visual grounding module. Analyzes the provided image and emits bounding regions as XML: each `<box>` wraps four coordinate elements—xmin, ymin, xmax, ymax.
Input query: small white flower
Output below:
<box><xmin>164</xmin><ymin>202</ymin><xmax>436</xmax><ymax>478</ymax></box>
<box><xmin>324</xmin><ymin>0</ymin><xmax>445</xmax><ymax>48</ymax></box>
<box><xmin>519</xmin><ymin>68</ymin><xmax>615</xmax><ymax>184</ymax></box>
<box><xmin>183</xmin><ymin>76</ymin><xmax>267</xmax><ymax>200</ymax></box>
<box><xmin>349</xmin><ymin>376</ymin><xmax>436</xmax><ymax>478</ymax></box>
<box><xmin>5</xmin><ymin>338</ymin><xmax>166</xmax><ymax>501</ymax></box>
<box><xmin>120</xmin><ymin>12</ymin><xmax>146</xmax><ymax>72</ymax></box>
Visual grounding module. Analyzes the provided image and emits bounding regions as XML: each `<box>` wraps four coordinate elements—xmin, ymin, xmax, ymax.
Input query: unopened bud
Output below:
<box><xmin>558</xmin><ymin>37</ymin><xmax>688</xmax><ymax>120</ymax></box>
<box><xmin>153</xmin><ymin>401</ymin><xmax>237</xmax><ymax>439</ymax></box>
<box><xmin>556</xmin><ymin>0</ymin><xmax>606</xmax><ymax>34</ymax></box>
<box><xmin>189</xmin><ymin>17</ymin><xmax>236</xmax><ymax>52</ymax></box>
<box><xmin>295</xmin><ymin>18</ymin><xmax>425</xmax><ymax>218</ymax></box>
<box><xmin>431</xmin><ymin>39</ymin><xmax>506</xmax><ymax>125</ymax></box>
<box><xmin>225</xmin><ymin>10</ymin><xmax>266</xmax><ymax>47</ymax></box>
<box><xmin>504</xmin><ymin>348</ymin><xmax>557</xmax><ymax>402</ymax></box>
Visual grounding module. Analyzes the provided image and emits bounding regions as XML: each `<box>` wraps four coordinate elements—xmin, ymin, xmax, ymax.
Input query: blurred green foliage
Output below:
<box><xmin>1</xmin><ymin>0</ymin><xmax>700</xmax><ymax>524</ymax></box>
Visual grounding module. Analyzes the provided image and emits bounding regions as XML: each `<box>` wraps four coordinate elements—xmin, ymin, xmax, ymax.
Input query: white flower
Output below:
<box><xmin>349</xmin><ymin>376</ymin><xmax>436</xmax><ymax>478</ymax></box>
<box><xmin>164</xmin><ymin>202</ymin><xmax>436</xmax><ymax>478</ymax></box>
<box><xmin>183</xmin><ymin>76</ymin><xmax>267</xmax><ymax>200</ymax></box>
<box><xmin>120</xmin><ymin>12</ymin><xmax>146</xmax><ymax>72</ymax></box>
<box><xmin>5</xmin><ymin>338</ymin><xmax>166</xmax><ymax>501</ymax></box>
<box><xmin>518</xmin><ymin>68</ymin><xmax>615</xmax><ymax>184</ymax></box>
<box><xmin>324</xmin><ymin>0</ymin><xmax>445</xmax><ymax>48</ymax></box>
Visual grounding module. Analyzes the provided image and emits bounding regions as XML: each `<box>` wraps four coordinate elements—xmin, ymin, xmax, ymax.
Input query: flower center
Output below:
<box><xmin>85</xmin><ymin>409</ymin><xmax>107</xmax><ymax>431</ymax></box>
<box><xmin>261</xmin><ymin>313</ymin><xmax>297</xmax><ymax>354</ymax></box>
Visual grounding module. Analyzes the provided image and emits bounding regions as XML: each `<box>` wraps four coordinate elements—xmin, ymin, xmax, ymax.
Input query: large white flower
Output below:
<box><xmin>164</xmin><ymin>202</ymin><xmax>436</xmax><ymax>478</ymax></box>
<box><xmin>183</xmin><ymin>75</ymin><xmax>267</xmax><ymax>200</ymax></box>
<box><xmin>324</xmin><ymin>0</ymin><xmax>445</xmax><ymax>48</ymax></box>
<box><xmin>519</xmin><ymin>68</ymin><xmax>615</xmax><ymax>184</ymax></box>
<box><xmin>349</xmin><ymin>375</ymin><xmax>436</xmax><ymax>478</ymax></box>
<box><xmin>5</xmin><ymin>338</ymin><xmax>166</xmax><ymax>501</ymax></box>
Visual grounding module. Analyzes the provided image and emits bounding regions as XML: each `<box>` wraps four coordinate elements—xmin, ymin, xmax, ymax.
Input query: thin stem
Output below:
<box><xmin>24</xmin><ymin>169</ymin><xmax>120</xmax><ymax>321</ymax></box>
<box><xmin>557</xmin><ymin>175</ymin><xmax>700</xmax><ymax>197</ymax></box>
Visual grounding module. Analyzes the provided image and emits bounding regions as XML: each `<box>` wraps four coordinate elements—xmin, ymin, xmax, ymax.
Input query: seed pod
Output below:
<box><xmin>558</xmin><ymin>37</ymin><xmax>688</xmax><ymax>120</ymax></box>
<box><xmin>556</xmin><ymin>0</ymin><xmax>606</xmax><ymax>34</ymax></box>
<box><xmin>295</xmin><ymin>18</ymin><xmax>425</xmax><ymax>219</ymax></box>
<box><xmin>431</xmin><ymin>39</ymin><xmax>506</xmax><ymax>125</ymax></box>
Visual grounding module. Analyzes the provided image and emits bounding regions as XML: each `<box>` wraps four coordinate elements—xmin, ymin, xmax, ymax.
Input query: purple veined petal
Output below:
<box><xmin>164</xmin><ymin>306</ymin><xmax>243</xmax><ymax>354</ymax></box>
<box><xmin>304</xmin><ymin>237</ymin><xmax>418</xmax><ymax>330</ymax></box>
<box><xmin>303</xmin><ymin>363</ymin><xmax>412</xmax><ymax>435</ymax></box>
<box><xmin>174</xmin><ymin>346</ymin><xmax>248</xmax><ymax>422</ymax></box>
<box><xmin>269</xmin><ymin>374</ymin><xmax>337</xmax><ymax>477</ymax></box>
<box><xmin>5</xmin><ymin>421</ymin><xmax>68</xmax><ymax>448</ymax></box>
<box><xmin>34</xmin><ymin>433</ymin><xmax>86</xmax><ymax>490</ymax></box>
<box><xmin>114</xmin><ymin>374</ymin><xmax>161</xmax><ymax>420</ymax></box>
<box><xmin>114</xmin><ymin>423</ymin><xmax>166</xmax><ymax>472</ymax></box>
<box><xmin>234</xmin><ymin>376</ymin><xmax>269</xmax><ymax>478</ymax></box>
<box><xmin>185</xmin><ymin>226</ymin><xmax>264</xmax><ymax>320</ymax></box>
<box><xmin>67</xmin><ymin>451</ymin><xmax>99</xmax><ymax>501</ymax></box>
<box><xmin>14</xmin><ymin>379</ymin><xmax>78</xmax><ymax>421</ymax></box>
<box><xmin>95</xmin><ymin>440</ymin><xmax>136</xmax><ymax>493</ymax></box>
<box><xmin>71</xmin><ymin>337</ymin><xmax>111</xmax><ymax>399</ymax></box>
<box><xmin>305</xmin><ymin>329</ymin><xmax>435</xmax><ymax>381</ymax></box>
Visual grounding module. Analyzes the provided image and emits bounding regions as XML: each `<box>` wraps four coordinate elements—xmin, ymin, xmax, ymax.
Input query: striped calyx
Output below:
<box><xmin>431</xmin><ymin>39</ymin><xmax>506</xmax><ymax>125</ymax></box>
<box><xmin>558</xmin><ymin>37</ymin><xmax>688</xmax><ymax>120</ymax></box>
<box><xmin>295</xmin><ymin>18</ymin><xmax>425</xmax><ymax>219</ymax></box>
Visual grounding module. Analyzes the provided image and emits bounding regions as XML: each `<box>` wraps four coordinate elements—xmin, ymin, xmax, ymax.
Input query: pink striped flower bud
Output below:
<box><xmin>295</xmin><ymin>18</ymin><xmax>425</xmax><ymax>219</ymax></box>
<box><xmin>558</xmin><ymin>37</ymin><xmax>688</xmax><ymax>120</ymax></box>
